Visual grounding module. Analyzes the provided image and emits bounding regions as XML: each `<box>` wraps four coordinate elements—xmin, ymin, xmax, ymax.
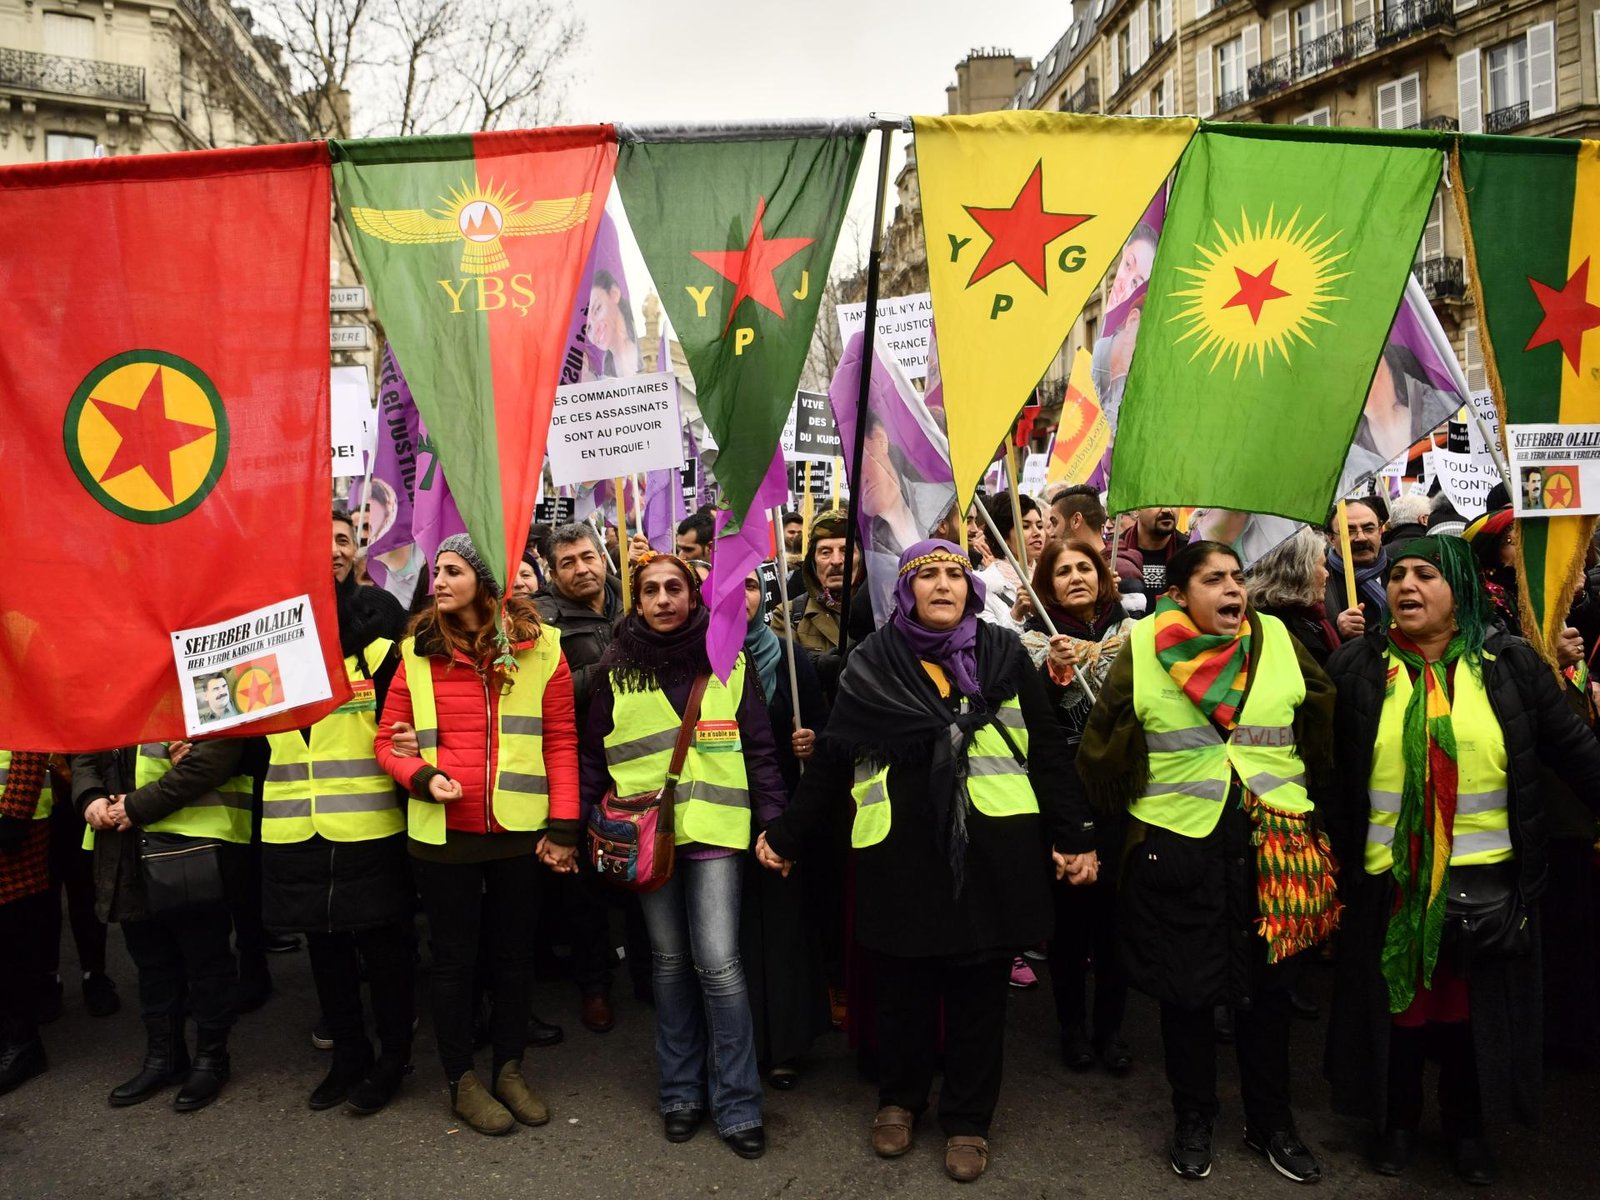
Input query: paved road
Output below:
<box><xmin>3</xmin><ymin>933</ymin><xmax>1593</xmax><ymax>1199</ymax></box>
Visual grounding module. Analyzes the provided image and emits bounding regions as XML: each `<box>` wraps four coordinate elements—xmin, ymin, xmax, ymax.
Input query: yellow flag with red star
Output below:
<box><xmin>915</xmin><ymin>111</ymin><xmax>1195</xmax><ymax>508</ymax></box>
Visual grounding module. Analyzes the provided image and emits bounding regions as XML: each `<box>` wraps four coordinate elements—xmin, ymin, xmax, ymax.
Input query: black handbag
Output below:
<box><xmin>1441</xmin><ymin>862</ymin><xmax>1529</xmax><ymax>971</ymax></box>
<box><xmin>139</xmin><ymin>831</ymin><xmax>226</xmax><ymax>916</ymax></box>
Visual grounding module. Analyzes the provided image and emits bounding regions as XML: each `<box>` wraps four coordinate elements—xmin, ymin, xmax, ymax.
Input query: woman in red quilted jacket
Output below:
<box><xmin>376</xmin><ymin>534</ymin><xmax>580</xmax><ymax>1136</ymax></box>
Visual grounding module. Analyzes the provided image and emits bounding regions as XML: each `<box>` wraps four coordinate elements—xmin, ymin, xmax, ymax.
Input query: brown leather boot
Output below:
<box><xmin>871</xmin><ymin>1106</ymin><xmax>915</xmax><ymax>1158</ymax></box>
<box><xmin>945</xmin><ymin>1136</ymin><xmax>989</xmax><ymax>1182</ymax></box>
<box><xmin>451</xmin><ymin>1070</ymin><xmax>514</xmax><ymax>1136</ymax></box>
<box><xmin>493</xmin><ymin>1060</ymin><xmax>550</xmax><ymax>1127</ymax></box>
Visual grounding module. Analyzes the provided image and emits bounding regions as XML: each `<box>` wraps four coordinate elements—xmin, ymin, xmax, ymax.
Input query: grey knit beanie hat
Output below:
<box><xmin>436</xmin><ymin>533</ymin><xmax>502</xmax><ymax>599</ymax></box>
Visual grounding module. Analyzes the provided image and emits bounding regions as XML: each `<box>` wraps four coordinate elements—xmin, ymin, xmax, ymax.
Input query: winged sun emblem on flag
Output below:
<box><xmin>350</xmin><ymin>179</ymin><xmax>592</xmax><ymax>275</ymax></box>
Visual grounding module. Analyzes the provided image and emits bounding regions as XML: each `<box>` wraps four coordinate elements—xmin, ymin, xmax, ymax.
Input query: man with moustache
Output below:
<box><xmin>1131</xmin><ymin>507</ymin><xmax>1187</xmax><ymax>611</ymax></box>
<box><xmin>1324</xmin><ymin>497</ymin><xmax>1389</xmax><ymax>641</ymax></box>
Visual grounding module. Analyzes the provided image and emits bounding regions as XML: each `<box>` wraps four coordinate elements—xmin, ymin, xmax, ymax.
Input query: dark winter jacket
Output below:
<box><xmin>1323</xmin><ymin>626</ymin><xmax>1600</xmax><ymax>1127</ymax></box>
<box><xmin>533</xmin><ymin>576</ymin><xmax>621</xmax><ymax>730</ymax></box>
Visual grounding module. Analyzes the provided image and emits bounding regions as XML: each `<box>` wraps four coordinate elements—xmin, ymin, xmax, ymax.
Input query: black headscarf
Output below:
<box><xmin>597</xmin><ymin>553</ymin><xmax>712</xmax><ymax>692</ymax></box>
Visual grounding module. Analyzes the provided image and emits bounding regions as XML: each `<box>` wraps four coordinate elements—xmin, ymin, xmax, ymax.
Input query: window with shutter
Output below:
<box><xmin>1527</xmin><ymin>22</ymin><xmax>1555</xmax><ymax>118</ymax></box>
<box><xmin>1273</xmin><ymin>11</ymin><xmax>1290</xmax><ymax>59</ymax></box>
<box><xmin>1376</xmin><ymin>79</ymin><xmax>1400</xmax><ymax>128</ymax></box>
<box><xmin>1416</xmin><ymin>195</ymin><xmax>1444</xmax><ymax>264</ymax></box>
<box><xmin>1195</xmin><ymin>0</ymin><xmax>1214</xmax><ymax>20</ymax></box>
<box><xmin>1454</xmin><ymin>0</ymin><xmax>1476</xmax><ymax>12</ymax></box>
<box><xmin>1163</xmin><ymin>69</ymin><xmax>1174</xmax><ymax>114</ymax></box>
<box><xmin>1486</xmin><ymin>38</ymin><xmax>1529</xmax><ymax>112</ymax></box>
<box><xmin>1352</xmin><ymin>0</ymin><xmax>1373</xmax><ymax>21</ymax></box>
<box><xmin>46</xmin><ymin>131</ymin><xmax>96</xmax><ymax>161</ymax></box>
<box><xmin>1197</xmin><ymin>40</ymin><xmax>1214</xmax><ymax>116</ymax></box>
<box><xmin>1243</xmin><ymin>25</ymin><xmax>1261</xmax><ymax>71</ymax></box>
<box><xmin>1293</xmin><ymin>107</ymin><xmax>1332</xmax><ymax>125</ymax></box>
<box><xmin>1457</xmin><ymin>49</ymin><xmax>1482</xmax><ymax>134</ymax></box>
<box><xmin>42</xmin><ymin>13</ymin><xmax>97</xmax><ymax>59</ymax></box>
<box><xmin>1395</xmin><ymin>73</ymin><xmax>1422</xmax><ymax>127</ymax></box>
<box><xmin>1463</xmin><ymin>323</ymin><xmax>1487</xmax><ymax>394</ymax></box>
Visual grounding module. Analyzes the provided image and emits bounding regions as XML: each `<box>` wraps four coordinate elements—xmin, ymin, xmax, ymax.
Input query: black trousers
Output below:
<box><xmin>1160</xmin><ymin>987</ymin><xmax>1294</xmax><ymax>1131</ymax></box>
<box><xmin>47</xmin><ymin>804</ymin><xmax>106</xmax><ymax>977</ymax></box>
<box><xmin>1048</xmin><ymin>875</ymin><xmax>1127</xmax><ymax>1043</ymax></box>
<box><xmin>1386</xmin><ymin>1021</ymin><xmax>1483</xmax><ymax>1137</ymax></box>
<box><xmin>121</xmin><ymin>902</ymin><xmax>237</xmax><ymax>1036</ymax></box>
<box><xmin>0</xmin><ymin>892</ymin><xmax>54</xmax><ymax>1042</ymax></box>
<box><xmin>875</xmin><ymin>953</ymin><xmax>1010</xmax><ymax>1138</ymax></box>
<box><xmin>412</xmin><ymin>853</ymin><xmax>540</xmax><ymax>1082</ymax></box>
<box><xmin>545</xmin><ymin>863</ymin><xmax>615</xmax><ymax>997</ymax></box>
<box><xmin>307</xmin><ymin>920</ymin><xmax>415</xmax><ymax>1065</ymax></box>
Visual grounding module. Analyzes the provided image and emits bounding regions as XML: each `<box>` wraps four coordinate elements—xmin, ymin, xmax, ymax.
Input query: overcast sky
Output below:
<box><xmin>556</xmin><ymin>2</ymin><xmax>1070</xmax><ymax>326</ymax></box>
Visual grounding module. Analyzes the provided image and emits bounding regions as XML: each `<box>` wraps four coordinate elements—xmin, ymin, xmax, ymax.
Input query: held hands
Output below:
<box><xmin>537</xmin><ymin>837</ymin><xmax>579</xmax><ymax>874</ymax></box>
<box><xmin>427</xmin><ymin>774</ymin><xmax>462</xmax><ymax>803</ymax></box>
<box><xmin>1052</xmin><ymin>848</ymin><xmax>1100</xmax><ymax>886</ymax></box>
<box><xmin>754</xmin><ymin>832</ymin><xmax>791</xmax><ymax>877</ymax></box>
<box><xmin>1335</xmin><ymin>605</ymin><xmax>1366</xmax><ymax>640</ymax></box>
<box><xmin>85</xmin><ymin>795</ymin><xmax>133</xmax><ymax>832</ymax></box>
<box><xmin>389</xmin><ymin>722</ymin><xmax>419</xmax><ymax>758</ymax></box>
<box><xmin>790</xmin><ymin>727</ymin><xmax>816</xmax><ymax>760</ymax></box>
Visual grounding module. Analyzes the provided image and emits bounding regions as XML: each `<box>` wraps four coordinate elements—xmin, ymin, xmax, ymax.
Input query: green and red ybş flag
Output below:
<box><xmin>333</xmin><ymin>127</ymin><xmax>617</xmax><ymax>588</ymax></box>
<box><xmin>0</xmin><ymin>143</ymin><xmax>346</xmax><ymax>750</ymax></box>
<box><xmin>613</xmin><ymin>130</ymin><xmax>864</xmax><ymax>526</ymax></box>
<box><xmin>1456</xmin><ymin>136</ymin><xmax>1600</xmax><ymax>659</ymax></box>
<box><xmin>1109</xmin><ymin>127</ymin><xmax>1440</xmax><ymax>523</ymax></box>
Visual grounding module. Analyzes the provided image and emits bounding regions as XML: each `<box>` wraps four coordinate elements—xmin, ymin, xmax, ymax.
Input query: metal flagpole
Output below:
<box><xmin>837</xmin><ymin>120</ymin><xmax>895</xmax><ymax>659</ymax></box>
<box><xmin>975</xmin><ymin>499</ymin><xmax>1096</xmax><ymax>704</ymax></box>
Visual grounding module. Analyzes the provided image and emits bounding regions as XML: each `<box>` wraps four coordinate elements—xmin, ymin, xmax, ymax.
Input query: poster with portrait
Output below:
<box><xmin>170</xmin><ymin>595</ymin><xmax>331</xmax><ymax>736</ymax></box>
<box><xmin>1508</xmin><ymin>424</ymin><xmax>1600</xmax><ymax>517</ymax></box>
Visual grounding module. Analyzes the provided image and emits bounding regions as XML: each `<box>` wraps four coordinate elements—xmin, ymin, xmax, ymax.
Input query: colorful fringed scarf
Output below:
<box><xmin>1152</xmin><ymin>596</ymin><xmax>1252</xmax><ymax>729</ymax></box>
<box><xmin>1380</xmin><ymin>626</ymin><xmax>1467</xmax><ymax>1011</ymax></box>
<box><xmin>1246</xmin><ymin>794</ymin><xmax>1343</xmax><ymax>963</ymax></box>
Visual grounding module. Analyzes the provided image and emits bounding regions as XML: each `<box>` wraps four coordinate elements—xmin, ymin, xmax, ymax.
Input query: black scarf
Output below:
<box><xmin>1036</xmin><ymin>600</ymin><xmax>1128</xmax><ymax>641</ymax></box>
<box><xmin>825</xmin><ymin>620</ymin><xmax>1025</xmax><ymax>895</ymax></box>
<box><xmin>599</xmin><ymin>605</ymin><xmax>713</xmax><ymax>693</ymax></box>
<box><xmin>335</xmin><ymin>573</ymin><xmax>405</xmax><ymax>664</ymax></box>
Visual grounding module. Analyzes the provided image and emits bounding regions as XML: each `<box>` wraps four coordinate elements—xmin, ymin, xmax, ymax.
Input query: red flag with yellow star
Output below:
<box><xmin>916</xmin><ymin>111</ymin><xmax>1196</xmax><ymax>508</ymax></box>
<box><xmin>0</xmin><ymin>143</ymin><xmax>346</xmax><ymax>750</ymax></box>
<box><xmin>1457</xmin><ymin>136</ymin><xmax>1600</xmax><ymax>660</ymax></box>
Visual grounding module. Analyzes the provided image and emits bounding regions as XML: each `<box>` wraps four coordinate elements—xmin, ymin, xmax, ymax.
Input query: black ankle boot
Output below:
<box><xmin>346</xmin><ymin>1055</ymin><xmax>411</xmax><ymax>1116</ymax></box>
<box><xmin>174</xmin><ymin>1028</ymin><xmax>230</xmax><ymax>1112</ymax></box>
<box><xmin>110</xmin><ymin>1015</ymin><xmax>189</xmax><ymax>1107</ymax></box>
<box><xmin>309</xmin><ymin>1038</ymin><xmax>373</xmax><ymax>1110</ymax></box>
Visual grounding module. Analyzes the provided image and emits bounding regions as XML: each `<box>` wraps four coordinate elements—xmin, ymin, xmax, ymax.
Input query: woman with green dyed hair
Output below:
<box><xmin>1324</xmin><ymin>536</ymin><xmax>1600</xmax><ymax>1186</ymax></box>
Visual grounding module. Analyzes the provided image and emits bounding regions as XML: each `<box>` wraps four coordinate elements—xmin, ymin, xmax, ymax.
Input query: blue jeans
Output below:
<box><xmin>638</xmin><ymin>853</ymin><xmax>763</xmax><ymax>1135</ymax></box>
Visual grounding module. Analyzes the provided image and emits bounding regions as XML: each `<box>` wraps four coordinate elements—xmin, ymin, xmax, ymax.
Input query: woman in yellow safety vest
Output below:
<box><xmin>581</xmin><ymin>551</ymin><xmax>787</xmax><ymax>1161</ymax></box>
<box><xmin>1076</xmin><ymin>539</ymin><xmax>1338</xmax><ymax>1185</ymax></box>
<box><xmin>374</xmin><ymin>533</ymin><xmax>580</xmax><ymax>1137</ymax></box>
<box><xmin>1324</xmin><ymin>536</ymin><xmax>1600</xmax><ymax>1186</ymax></box>
<box><xmin>758</xmin><ymin>539</ymin><xmax>1099</xmax><ymax>1185</ymax></box>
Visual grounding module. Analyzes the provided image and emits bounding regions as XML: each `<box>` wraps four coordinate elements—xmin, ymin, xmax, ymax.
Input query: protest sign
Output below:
<box><xmin>535</xmin><ymin>497</ymin><xmax>577</xmax><ymax>524</ymax></box>
<box><xmin>836</xmin><ymin>292</ymin><xmax>933</xmax><ymax>379</ymax></box>
<box><xmin>1020</xmin><ymin>451</ymin><xmax>1049</xmax><ymax>495</ymax></box>
<box><xmin>1434</xmin><ymin>418</ymin><xmax>1501</xmax><ymax>517</ymax></box>
<box><xmin>1509</xmin><ymin>424</ymin><xmax>1600</xmax><ymax>517</ymax></box>
<box><xmin>547</xmin><ymin>372</ymin><xmax>684</xmax><ymax>486</ymax></box>
<box><xmin>171</xmin><ymin>595</ymin><xmax>332</xmax><ymax>737</ymax></box>
<box><xmin>780</xmin><ymin>390</ymin><xmax>842</xmax><ymax>462</ymax></box>
<box><xmin>330</xmin><ymin>365</ymin><xmax>371</xmax><ymax>478</ymax></box>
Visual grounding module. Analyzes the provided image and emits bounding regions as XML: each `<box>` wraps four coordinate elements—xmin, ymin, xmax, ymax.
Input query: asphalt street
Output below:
<box><xmin>3</xmin><ymin>930</ymin><xmax>1596</xmax><ymax>1199</ymax></box>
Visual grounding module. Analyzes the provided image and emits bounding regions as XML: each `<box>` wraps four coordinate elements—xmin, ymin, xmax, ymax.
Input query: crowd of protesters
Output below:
<box><xmin>3</xmin><ymin>480</ymin><xmax>1598</xmax><ymax>1189</ymax></box>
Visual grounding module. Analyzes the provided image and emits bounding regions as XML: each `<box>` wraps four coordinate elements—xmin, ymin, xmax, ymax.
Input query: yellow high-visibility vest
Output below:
<box><xmin>134</xmin><ymin>744</ymin><xmax>253</xmax><ymax>843</ymax></box>
<box><xmin>1366</xmin><ymin>649</ymin><xmax>1511</xmax><ymax>874</ymax></box>
<box><xmin>262</xmin><ymin>639</ymin><xmax>403</xmax><ymax>844</ymax></box>
<box><xmin>401</xmin><ymin>630</ymin><xmax>561</xmax><ymax>845</ymax></box>
<box><xmin>1128</xmin><ymin>613</ymin><xmax>1311</xmax><ymax>839</ymax></box>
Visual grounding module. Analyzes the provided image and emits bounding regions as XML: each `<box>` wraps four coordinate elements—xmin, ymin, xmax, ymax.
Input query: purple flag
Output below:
<box><xmin>357</xmin><ymin>347</ymin><xmax>418</xmax><ymax>577</ymax></box>
<box><xmin>412</xmin><ymin>417</ymin><xmax>467</xmax><ymax>593</ymax></box>
<box><xmin>559</xmin><ymin>212</ymin><xmax>643</xmax><ymax>384</ymax></box>
<box><xmin>829</xmin><ymin>331</ymin><xmax>958</xmax><ymax>623</ymax></box>
<box><xmin>704</xmin><ymin>451</ymin><xmax>786</xmax><ymax>681</ymax></box>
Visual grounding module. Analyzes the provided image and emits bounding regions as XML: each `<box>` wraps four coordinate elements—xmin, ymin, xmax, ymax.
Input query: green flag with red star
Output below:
<box><xmin>1456</xmin><ymin>136</ymin><xmax>1600</xmax><ymax>661</ymax></box>
<box><xmin>1109</xmin><ymin>126</ymin><xmax>1441</xmax><ymax>523</ymax></box>
<box><xmin>613</xmin><ymin>132</ymin><xmax>864</xmax><ymax>521</ymax></box>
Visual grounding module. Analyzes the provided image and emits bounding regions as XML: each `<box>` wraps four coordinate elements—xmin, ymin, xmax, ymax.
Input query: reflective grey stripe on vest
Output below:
<box><xmin>502</xmin><ymin>715</ymin><xmax>544</xmax><ymax>736</ymax></box>
<box><xmin>1142</xmin><ymin>778</ymin><xmax>1229</xmax><ymax>802</ymax></box>
<box><xmin>0</xmin><ymin>769</ymin><xmax>8</xmax><ymax>787</ymax></box>
<box><xmin>684</xmin><ymin>781</ymin><xmax>749</xmax><ymax>808</ymax></box>
<box><xmin>1146</xmin><ymin>727</ymin><xmax>1222</xmax><ymax>753</ymax></box>
<box><xmin>992</xmin><ymin>706</ymin><xmax>1026</xmax><ymax>730</ymax></box>
<box><xmin>186</xmin><ymin>790</ymin><xmax>252</xmax><ymax>811</ymax></box>
<box><xmin>266</xmin><ymin>762</ymin><xmax>311</xmax><ymax>783</ymax></box>
<box><xmin>1232</xmin><ymin>724</ymin><xmax>1296</xmax><ymax>748</ymax></box>
<box><xmin>607</xmin><ymin>727</ymin><xmax>680</xmax><ymax>764</ymax></box>
<box><xmin>856</xmin><ymin>774</ymin><xmax>889</xmax><ymax>808</ymax></box>
<box><xmin>498</xmin><ymin>772</ymin><xmax>549</xmax><ymax>797</ymax></box>
<box><xmin>1244</xmin><ymin>770</ymin><xmax>1305</xmax><ymax>795</ymax></box>
<box><xmin>1371</xmin><ymin>788</ymin><xmax>1506</xmax><ymax>816</ymax></box>
<box><xmin>1367</xmin><ymin>822</ymin><xmax>1396</xmax><ymax>848</ymax></box>
<box><xmin>416</xmin><ymin>729</ymin><xmax>439</xmax><ymax>751</ymax></box>
<box><xmin>967</xmin><ymin>755</ymin><xmax>1027</xmax><ymax>778</ymax></box>
<box><xmin>1453</xmin><ymin>829</ymin><xmax>1513</xmax><ymax>857</ymax></box>
<box><xmin>267</xmin><ymin>759</ymin><xmax>381</xmax><ymax>782</ymax></box>
<box><xmin>138</xmin><ymin>744</ymin><xmax>167</xmax><ymax>759</ymax></box>
<box><xmin>1370</xmin><ymin>789</ymin><xmax>1402</xmax><ymax>815</ymax></box>
<box><xmin>263</xmin><ymin>799</ymin><xmax>312</xmax><ymax>819</ymax></box>
<box><xmin>312</xmin><ymin>791</ymin><xmax>401</xmax><ymax>814</ymax></box>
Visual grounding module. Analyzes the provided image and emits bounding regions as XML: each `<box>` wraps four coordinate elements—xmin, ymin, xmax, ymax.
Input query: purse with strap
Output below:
<box><xmin>587</xmin><ymin>673</ymin><xmax>710</xmax><ymax>894</ymax></box>
<box><xmin>140</xmin><ymin>830</ymin><xmax>226</xmax><ymax>916</ymax></box>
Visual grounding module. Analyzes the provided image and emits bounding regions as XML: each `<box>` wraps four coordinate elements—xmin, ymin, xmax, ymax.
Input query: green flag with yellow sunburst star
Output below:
<box><xmin>1109</xmin><ymin>127</ymin><xmax>1441</xmax><ymax>523</ymax></box>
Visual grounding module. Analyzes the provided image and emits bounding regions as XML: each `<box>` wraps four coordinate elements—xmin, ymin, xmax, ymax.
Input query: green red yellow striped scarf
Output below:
<box><xmin>1381</xmin><ymin>628</ymin><xmax>1464</xmax><ymax>1012</ymax></box>
<box><xmin>1152</xmin><ymin>596</ymin><xmax>1251</xmax><ymax>729</ymax></box>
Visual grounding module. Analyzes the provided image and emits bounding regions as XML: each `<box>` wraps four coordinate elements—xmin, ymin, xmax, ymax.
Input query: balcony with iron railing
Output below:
<box><xmin>1060</xmin><ymin>77</ymin><xmax>1099</xmax><ymax>114</ymax></box>
<box><xmin>1406</xmin><ymin>114</ymin><xmax>1459</xmax><ymax>131</ymax></box>
<box><xmin>1485</xmin><ymin>101</ymin><xmax>1529</xmax><ymax>133</ymax></box>
<box><xmin>174</xmin><ymin>0</ymin><xmax>305</xmax><ymax>138</ymax></box>
<box><xmin>1217</xmin><ymin>85</ymin><xmax>1250</xmax><ymax>113</ymax></box>
<box><xmin>0</xmin><ymin>47</ymin><xmax>144</xmax><ymax>104</ymax></box>
<box><xmin>1247</xmin><ymin>0</ymin><xmax>1454</xmax><ymax>101</ymax></box>
<box><xmin>1412</xmin><ymin>256</ymin><xmax>1465</xmax><ymax>301</ymax></box>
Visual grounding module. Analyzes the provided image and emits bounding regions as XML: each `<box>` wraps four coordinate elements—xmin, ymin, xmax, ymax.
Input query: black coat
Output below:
<box><xmin>534</xmin><ymin>577</ymin><xmax>621</xmax><ymax>730</ymax></box>
<box><xmin>764</xmin><ymin>632</ymin><xmax>1094</xmax><ymax>960</ymax></box>
<box><xmin>1323</xmin><ymin>627</ymin><xmax>1600</xmax><ymax>1127</ymax></box>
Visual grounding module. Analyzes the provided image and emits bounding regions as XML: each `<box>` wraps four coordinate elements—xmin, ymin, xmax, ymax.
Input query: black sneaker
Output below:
<box><xmin>1170</xmin><ymin>1112</ymin><xmax>1214</xmax><ymax>1179</ymax></box>
<box><xmin>310</xmin><ymin>1021</ymin><xmax>334</xmax><ymax>1052</ymax></box>
<box><xmin>1244</xmin><ymin>1127</ymin><xmax>1322</xmax><ymax>1183</ymax></box>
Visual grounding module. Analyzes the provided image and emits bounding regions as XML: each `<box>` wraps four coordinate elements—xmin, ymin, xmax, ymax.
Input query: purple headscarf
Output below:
<box><xmin>889</xmin><ymin>539</ymin><xmax>987</xmax><ymax>698</ymax></box>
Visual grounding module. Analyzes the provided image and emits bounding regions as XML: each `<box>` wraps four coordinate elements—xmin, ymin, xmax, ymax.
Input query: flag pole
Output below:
<box><xmin>770</xmin><ymin>509</ymin><xmax>805</xmax><ymax>737</ymax></box>
<box><xmin>831</xmin><ymin>456</ymin><xmax>842</xmax><ymax>509</ymax></box>
<box><xmin>1003</xmin><ymin>441</ymin><xmax>1029</xmax><ymax>573</ymax></box>
<box><xmin>974</xmin><ymin>498</ymin><xmax>1095</xmax><ymax>703</ymax></box>
<box><xmin>1335</xmin><ymin>498</ymin><xmax>1359</xmax><ymax>611</ymax></box>
<box><xmin>614</xmin><ymin>477</ymin><xmax>633</xmax><ymax>612</ymax></box>
<box><xmin>802</xmin><ymin>462</ymin><xmax>814</xmax><ymax>557</ymax></box>
<box><xmin>837</xmin><ymin>121</ymin><xmax>894</xmax><ymax>658</ymax></box>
